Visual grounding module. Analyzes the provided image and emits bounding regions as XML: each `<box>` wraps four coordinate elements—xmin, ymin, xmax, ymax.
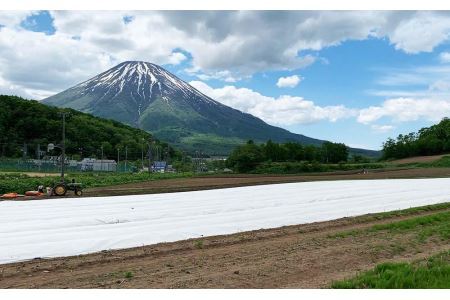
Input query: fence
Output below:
<box><xmin>0</xmin><ymin>159</ymin><xmax>138</xmax><ymax>173</ymax></box>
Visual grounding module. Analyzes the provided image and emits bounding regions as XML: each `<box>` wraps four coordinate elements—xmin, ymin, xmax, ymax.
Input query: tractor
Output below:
<box><xmin>52</xmin><ymin>180</ymin><xmax>83</xmax><ymax>197</ymax></box>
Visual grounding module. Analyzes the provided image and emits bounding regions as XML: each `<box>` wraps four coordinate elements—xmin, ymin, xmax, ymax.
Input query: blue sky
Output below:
<box><xmin>1</xmin><ymin>11</ymin><xmax>450</xmax><ymax>150</ymax></box>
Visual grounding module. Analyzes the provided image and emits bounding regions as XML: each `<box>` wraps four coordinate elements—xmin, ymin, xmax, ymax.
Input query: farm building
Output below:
<box><xmin>80</xmin><ymin>158</ymin><xmax>117</xmax><ymax>172</ymax></box>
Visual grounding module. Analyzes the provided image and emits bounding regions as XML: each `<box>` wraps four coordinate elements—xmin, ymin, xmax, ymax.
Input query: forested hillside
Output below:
<box><xmin>0</xmin><ymin>95</ymin><xmax>180</xmax><ymax>160</ymax></box>
<box><xmin>382</xmin><ymin>118</ymin><xmax>450</xmax><ymax>159</ymax></box>
<box><xmin>226</xmin><ymin>140</ymin><xmax>350</xmax><ymax>172</ymax></box>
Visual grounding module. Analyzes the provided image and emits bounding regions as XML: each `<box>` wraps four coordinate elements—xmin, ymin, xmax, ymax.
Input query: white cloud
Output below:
<box><xmin>190</xmin><ymin>80</ymin><xmax>356</xmax><ymax>126</ymax></box>
<box><xmin>358</xmin><ymin>97</ymin><xmax>450</xmax><ymax>124</ymax></box>
<box><xmin>439</xmin><ymin>52</ymin><xmax>450</xmax><ymax>63</ymax></box>
<box><xmin>186</xmin><ymin>68</ymin><xmax>243</xmax><ymax>83</ymax></box>
<box><xmin>276</xmin><ymin>75</ymin><xmax>302</xmax><ymax>88</ymax></box>
<box><xmin>371</xmin><ymin>124</ymin><xmax>395</xmax><ymax>133</ymax></box>
<box><xmin>0</xmin><ymin>27</ymin><xmax>114</xmax><ymax>99</ymax></box>
<box><xmin>2</xmin><ymin>11</ymin><xmax>450</xmax><ymax>98</ymax></box>
<box><xmin>372</xmin><ymin>64</ymin><xmax>450</xmax><ymax>99</ymax></box>
<box><xmin>429</xmin><ymin>80</ymin><xmax>450</xmax><ymax>92</ymax></box>
<box><xmin>0</xmin><ymin>11</ymin><xmax>33</xmax><ymax>27</ymax></box>
<box><xmin>167</xmin><ymin>52</ymin><xmax>187</xmax><ymax>65</ymax></box>
<box><xmin>386</xmin><ymin>12</ymin><xmax>450</xmax><ymax>54</ymax></box>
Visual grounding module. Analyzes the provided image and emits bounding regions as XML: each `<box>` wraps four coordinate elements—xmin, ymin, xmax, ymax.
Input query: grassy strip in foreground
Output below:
<box><xmin>329</xmin><ymin>208</ymin><xmax>450</xmax><ymax>243</ymax></box>
<box><xmin>350</xmin><ymin>202</ymin><xmax>450</xmax><ymax>224</ymax></box>
<box><xmin>394</xmin><ymin>156</ymin><xmax>450</xmax><ymax>168</ymax></box>
<box><xmin>332</xmin><ymin>251</ymin><xmax>450</xmax><ymax>288</ymax></box>
<box><xmin>0</xmin><ymin>172</ymin><xmax>193</xmax><ymax>194</ymax></box>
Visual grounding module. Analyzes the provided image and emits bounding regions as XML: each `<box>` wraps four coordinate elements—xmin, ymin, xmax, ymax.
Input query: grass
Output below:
<box><xmin>332</xmin><ymin>251</ymin><xmax>450</xmax><ymax>288</ymax></box>
<box><xmin>251</xmin><ymin>161</ymin><xmax>387</xmax><ymax>174</ymax></box>
<box><xmin>123</xmin><ymin>271</ymin><xmax>134</xmax><ymax>279</ymax></box>
<box><xmin>350</xmin><ymin>202</ymin><xmax>450</xmax><ymax>225</ymax></box>
<box><xmin>329</xmin><ymin>209</ymin><xmax>450</xmax><ymax>242</ymax></box>
<box><xmin>394</xmin><ymin>156</ymin><xmax>450</xmax><ymax>168</ymax></box>
<box><xmin>0</xmin><ymin>171</ymin><xmax>193</xmax><ymax>194</ymax></box>
<box><xmin>193</xmin><ymin>240</ymin><xmax>204</xmax><ymax>249</ymax></box>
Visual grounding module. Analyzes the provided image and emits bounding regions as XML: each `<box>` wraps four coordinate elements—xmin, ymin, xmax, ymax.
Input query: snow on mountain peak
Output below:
<box><xmin>75</xmin><ymin>61</ymin><xmax>213</xmax><ymax>105</ymax></box>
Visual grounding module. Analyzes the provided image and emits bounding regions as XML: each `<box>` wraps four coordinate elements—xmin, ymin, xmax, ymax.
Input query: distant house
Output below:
<box><xmin>151</xmin><ymin>161</ymin><xmax>167</xmax><ymax>172</ymax></box>
<box><xmin>80</xmin><ymin>158</ymin><xmax>117</xmax><ymax>172</ymax></box>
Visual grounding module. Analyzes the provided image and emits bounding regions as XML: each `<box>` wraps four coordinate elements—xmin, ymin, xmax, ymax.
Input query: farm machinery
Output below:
<box><xmin>52</xmin><ymin>180</ymin><xmax>83</xmax><ymax>196</ymax></box>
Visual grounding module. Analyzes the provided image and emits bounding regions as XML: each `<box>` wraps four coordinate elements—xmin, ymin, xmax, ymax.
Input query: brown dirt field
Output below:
<box><xmin>0</xmin><ymin>205</ymin><xmax>448</xmax><ymax>288</ymax></box>
<box><xmin>83</xmin><ymin>167</ymin><xmax>450</xmax><ymax>197</ymax></box>
<box><xmin>10</xmin><ymin>167</ymin><xmax>450</xmax><ymax>201</ymax></box>
<box><xmin>389</xmin><ymin>154</ymin><xmax>450</xmax><ymax>164</ymax></box>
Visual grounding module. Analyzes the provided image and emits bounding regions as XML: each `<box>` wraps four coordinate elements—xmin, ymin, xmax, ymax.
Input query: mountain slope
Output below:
<box><xmin>0</xmin><ymin>95</ymin><xmax>177</xmax><ymax>160</ymax></box>
<box><xmin>43</xmin><ymin>61</ymin><xmax>378</xmax><ymax>156</ymax></box>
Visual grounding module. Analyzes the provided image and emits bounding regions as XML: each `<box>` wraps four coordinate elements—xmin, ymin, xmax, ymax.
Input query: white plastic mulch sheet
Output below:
<box><xmin>1</xmin><ymin>178</ymin><xmax>449</xmax><ymax>264</ymax></box>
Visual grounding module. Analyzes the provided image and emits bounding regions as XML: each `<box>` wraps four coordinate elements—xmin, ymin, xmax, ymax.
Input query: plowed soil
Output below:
<box><xmin>0</xmin><ymin>204</ymin><xmax>448</xmax><ymax>288</ymax></box>
<box><xmin>389</xmin><ymin>154</ymin><xmax>449</xmax><ymax>164</ymax></box>
<box><xmin>84</xmin><ymin>167</ymin><xmax>450</xmax><ymax>197</ymax></box>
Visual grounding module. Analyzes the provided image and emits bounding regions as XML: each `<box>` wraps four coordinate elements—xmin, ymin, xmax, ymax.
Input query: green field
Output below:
<box><xmin>393</xmin><ymin>156</ymin><xmax>450</xmax><ymax>168</ymax></box>
<box><xmin>329</xmin><ymin>203</ymin><xmax>450</xmax><ymax>288</ymax></box>
<box><xmin>332</xmin><ymin>251</ymin><xmax>450</xmax><ymax>288</ymax></box>
<box><xmin>329</xmin><ymin>209</ymin><xmax>450</xmax><ymax>242</ymax></box>
<box><xmin>0</xmin><ymin>172</ymin><xmax>193</xmax><ymax>194</ymax></box>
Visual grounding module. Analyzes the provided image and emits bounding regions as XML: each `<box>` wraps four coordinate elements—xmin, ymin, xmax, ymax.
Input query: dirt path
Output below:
<box><xmin>84</xmin><ymin>168</ymin><xmax>450</xmax><ymax>197</ymax></box>
<box><xmin>389</xmin><ymin>154</ymin><xmax>449</xmax><ymax>164</ymax></box>
<box><xmin>1</xmin><ymin>205</ymin><xmax>448</xmax><ymax>288</ymax></box>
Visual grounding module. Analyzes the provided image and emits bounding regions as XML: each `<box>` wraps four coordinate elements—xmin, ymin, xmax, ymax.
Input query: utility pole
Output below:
<box><xmin>148</xmin><ymin>142</ymin><xmax>152</xmax><ymax>173</ymax></box>
<box><xmin>101</xmin><ymin>145</ymin><xmax>104</xmax><ymax>172</ymax></box>
<box><xmin>22</xmin><ymin>142</ymin><xmax>27</xmax><ymax>160</ymax></box>
<box><xmin>58</xmin><ymin>112</ymin><xmax>69</xmax><ymax>182</ymax></box>
<box><xmin>37</xmin><ymin>144</ymin><xmax>41</xmax><ymax>172</ymax></box>
<box><xmin>117</xmin><ymin>147</ymin><xmax>120</xmax><ymax>172</ymax></box>
<box><xmin>166</xmin><ymin>147</ymin><xmax>170</xmax><ymax>164</ymax></box>
<box><xmin>141</xmin><ymin>139</ymin><xmax>144</xmax><ymax>170</ymax></box>
<box><xmin>125</xmin><ymin>146</ymin><xmax>128</xmax><ymax>172</ymax></box>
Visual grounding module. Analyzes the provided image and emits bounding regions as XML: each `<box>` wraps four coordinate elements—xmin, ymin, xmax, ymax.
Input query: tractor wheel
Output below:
<box><xmin>53</xmin><ymin>184</ymin><xmax>67</xmax><ymax>196</ymax></box>
<box><xmin>75</xmin><ymin>189</ymin><xmax>83</xmax><ymax>196</ymax></box>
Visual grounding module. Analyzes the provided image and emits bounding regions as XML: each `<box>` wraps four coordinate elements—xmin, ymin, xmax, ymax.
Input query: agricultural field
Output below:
<box><xmin>0</xmin><ymin>201</ymin><xmax>448</xmax><ymax>288</ymax></box>
<box><xmin>388</xmin><ymin>154</ymin><xmax>450</xmax><ymax>165</ymax></box>
<box><xmin>332</xmin><ymin>251</ymin><xmax>450</xmax><ymax>288</ymax></box>
<box><xmin>3</xmin><ymin>178</ymin><xmax>449</xmax><ymax>264</ymax></box>
<box><xmin>0</xmin><ymin>172</ymin><xmax>193</xmax><ymax>195</ymax></box>
<box><xmin>1</xmin><ymin>166</ymin><xmax>449</xmax><ymax>288</ymax></box>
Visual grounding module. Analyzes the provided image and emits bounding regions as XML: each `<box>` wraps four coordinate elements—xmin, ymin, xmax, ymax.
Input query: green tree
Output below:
<box><xmin>227</xmin><ymin>140</ymin><xmax>264</xmax><ymax>172</ymax></box>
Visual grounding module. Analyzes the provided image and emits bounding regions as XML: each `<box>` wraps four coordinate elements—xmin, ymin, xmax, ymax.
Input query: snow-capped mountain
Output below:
<box><xmin>43</xmin><ymin>61</ymin><xmax>350</xmax><ymax>154</ymax></box>
<box><xmin>44</xmin><ymin>61</ymin><xmax>226</xmax><ymax>126</ymax></box>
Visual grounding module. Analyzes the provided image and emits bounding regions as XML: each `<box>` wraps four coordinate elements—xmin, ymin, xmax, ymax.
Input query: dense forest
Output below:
<box><xmin>226</xmin><ymin>140</ymin><xmax>350</xmax><ymax>172</ymax></box>
<box><xmin>382</xmin><ymin>118</ymin><xmax>450</xmax><ymax>160</ymax></box>
<box><xmin>0</xmin><ymin>95</ymin><xmax>181</xmax><ymax>161</ymax></box>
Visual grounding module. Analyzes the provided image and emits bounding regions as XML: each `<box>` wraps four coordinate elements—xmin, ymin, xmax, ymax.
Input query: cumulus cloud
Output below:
<box><xmin>357</xmin><ymin>97</ymin><xmax>450</xmax><ymax>124</ymax></box>
<box><xmin>167</xmin><ymin>52</ymin><xmax>187</xmax><ymax>65</ymax></box>
<box><xmin>371</xmin><ymin>124</ymin><xmax>395</xmax><ymax>133</ymax></box>
<box><xmin>276</xmin><ymin>75</ymin><xmax>302</xmax><ymax>88</ymax></box>
<box><xmin>439</xmin><ymin>52</ymin><xmax>450</xmax><ymax>63</ymax></box>
<box><xmin>0</xmin><ymin>11</ymin><xmax>33</xmax><ymax>27</ymax></box>
<box><xmin>386</xmin><ymin>11</ymin><xmax>450</xmax><ymax>54</ymax></box>
<box><xmin>2</xmin><ymin>11</ymin><xmax>450</xmax><ymax>99</ymax></box>
<box><xmin>190</xmin><ymin>80</ymin><xmax>356</xmax><ymax>126</ymax></box>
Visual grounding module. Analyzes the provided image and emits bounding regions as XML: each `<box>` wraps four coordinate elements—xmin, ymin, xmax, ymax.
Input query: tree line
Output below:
<box><xmin>382</xmin><ymin>118</ymin><xmax>450</xmax><ymax>160</ymax></box>
<box><xmin>226</xmin><ymin>140</ymin><xmax>349</xmax><ymax>172</ymax></box>
<box><xmin>0</xmin><ymin>95</ymin><xmax>181</xmax><ymax>161</ymax></box>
